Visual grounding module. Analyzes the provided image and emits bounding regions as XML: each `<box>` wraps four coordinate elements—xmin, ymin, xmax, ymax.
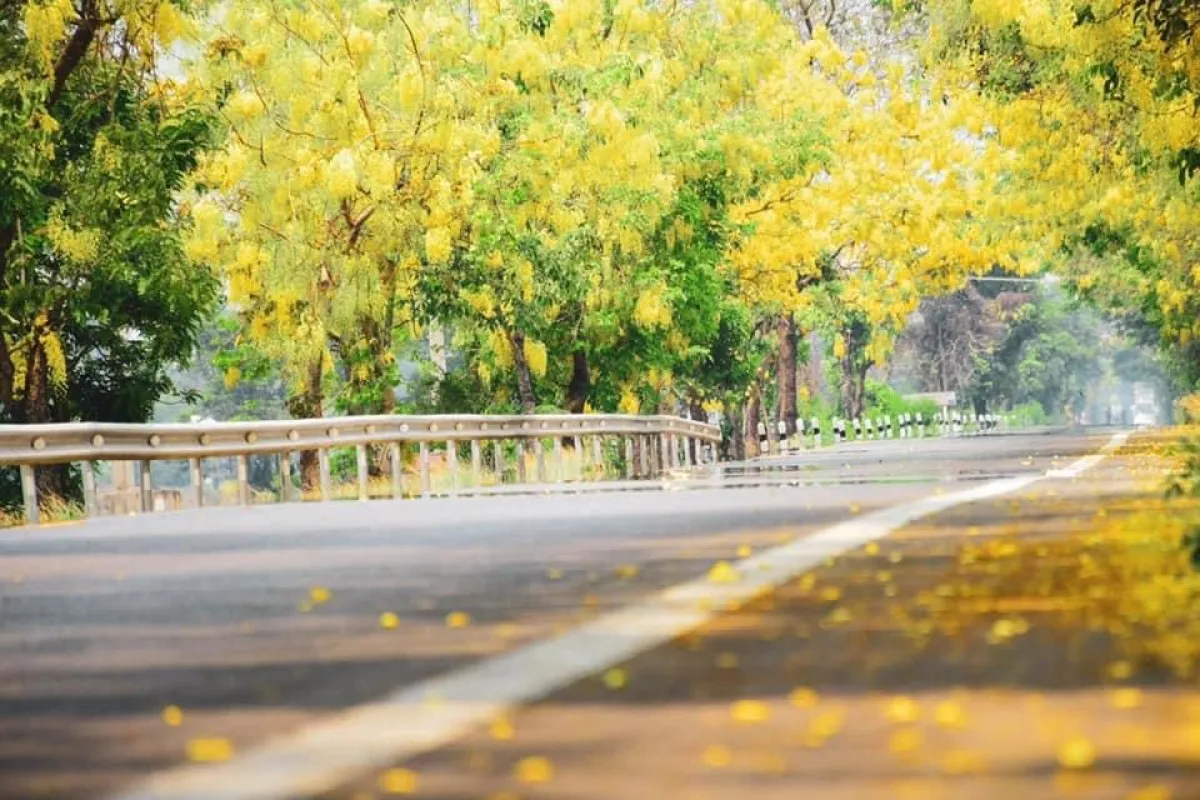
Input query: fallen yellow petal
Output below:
<box><xmin>1110</xmin><ymin>688</ymin><xmax>1142</xmax><ymax>710</ymax></box>
<box><xmin>379</xmin><ymin>612</ymin><xmax>400</xmax><ymax>630</ymax></box>
<box><xmin>515</xmin><ymin>755</ymin><xmax>554</xmax><ymax>783</ymax></box>
<box><xmin>186</xmin><ymin>738</ymin><xmax>234</xmax><ymax>763</ymax></box>
<box><xmin>603</xmin><ymin>668</ymin><xmax>627</xmax><ymax>690</ymax></box>
<box><xmin>708</xmin><ymin>561</ymin><xmax>740</xmax><ymax>583</ymax></box>
<box><xmin>933</xmin><ymin>700</ymin><xmax>966</xmax><ymax>729</ymax></box>
<box><xmin>703</xmin><ymin>744</ymin><xmax>732</xmax><ymax>768</ymax></box>
<box><xmin>730</xmin><ymin>699</ymin><xmax>770</xmax><ymax>724</ymax></box>
<box><xmin>378</xmin><ymin>768</ymin><xmax>418</xmax><ymax>795</ymax></box>
<box><xmin>884</xmin><ymin>696</ymin><xmax>921</xmax><ymax>724</ymax></box>
<box><xmin>309</xmin><ymin>586</ymin><xmax>331</xmax><ymax>604</ymax></box>
<box><xmin>789</xmin><ymin>687</ymin><xmax>818</xmax><ymax>709</ymax></box>
<box><xmin>446</xmin><ymin>611</ymin><xmax>471</xmax><ymax>629</ymax></box>
<box><xmin>490</xmin><ymin>717</ymin><xmax>514</xmax><ymax>741</ymax></box>
<box><xmin>162</xmin><ymin>705</ymin><xmax>183</xmax><ymax>727</ymax></box>
<box><xmin>1057</xmin><ymin>738</ymin><xmax>1097</xmax><ymax>770</ymax></box>
<box><xmin>736</xmin><ymin>544</ymin><xmax>753</xmax><ymax>558</ymax></box>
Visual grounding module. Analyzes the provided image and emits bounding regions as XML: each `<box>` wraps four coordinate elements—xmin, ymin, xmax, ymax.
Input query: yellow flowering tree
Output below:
<box><xmin>920</xmin><ymin>0</ymin><xmax>1200</xmax><ymax>387</ymax></box>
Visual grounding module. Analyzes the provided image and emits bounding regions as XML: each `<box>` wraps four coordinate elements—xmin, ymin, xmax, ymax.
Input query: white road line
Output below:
<box><xmin>1045</xmin><ymin>431</ymin><xmax>1130</xmax><ymax>478</ymax></box>
<box><xmin>108</xmin><ymin>431</ymin><xmax>1131</xmax><ymax>800</ymax></box>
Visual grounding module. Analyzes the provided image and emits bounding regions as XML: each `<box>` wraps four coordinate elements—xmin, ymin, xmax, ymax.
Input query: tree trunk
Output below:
<box><xmin>777</xmin><ymin>315</ymin><xmax>798</xmax><ymax>436</ymax></box>
<box><xmin>745</xmin><ymin>391</ymin><xmax>762</xmax><ymax>458</ymax></box>
<box><xmin>840</xmin><ymin>360</ymin><xmax>867</xmax><ymax>420</ymax></box>
<box><xmin>725</xmin><ymin>400</ymin><xmax>745</xmax><ymax>461</ymax></box>
<box><xmin>286</xmin><ymin>359</ymin><xmax>325</xmax><ymax>491</ymax></box>
<box><xmin>23</xmin><ymin>338</ymin><xmax>72</xmax><ymax>500</ymax></box>
<box><xmin>839</xmin><ymin>320</ymin><xmax>871</xmax><ymax>419</ymax></box>
<box><xmin>565</xmin><ymin>348</ymin><xmax>590</xmax><ymax>413</ymax></box>
<box><xmin>510</xmin><ymin>330</ymin><xmax>537</xmax><ymax>414</ymax></box>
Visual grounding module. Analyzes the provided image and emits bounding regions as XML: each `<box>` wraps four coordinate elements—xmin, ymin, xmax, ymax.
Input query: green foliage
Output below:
<box><xmin>1008</xmin><ymin>400</ymin><xmax>1052</xmax><ymax>427</ymax></box>
<box><xmin>965</xmin><ymin>291</ymin><xmax>1103</xmax><ymax>415</ymax></box>
<box><xmin>863</xmin><ymin>381</ymin><xmax>939</xmax><ymax>421</ymax></box>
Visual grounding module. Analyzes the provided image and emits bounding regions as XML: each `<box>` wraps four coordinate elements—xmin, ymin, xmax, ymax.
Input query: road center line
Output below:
<box><xmin>109</xmin><ymin>431</ymin><xmax>1130</xmax><ymax>800</ymax></box>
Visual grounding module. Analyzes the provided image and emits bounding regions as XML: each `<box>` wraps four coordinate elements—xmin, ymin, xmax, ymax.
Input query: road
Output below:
<box><xmin>3</xmin><ymin>428</ymin><xmax>1194</xmax><ymax>800</ymax></box>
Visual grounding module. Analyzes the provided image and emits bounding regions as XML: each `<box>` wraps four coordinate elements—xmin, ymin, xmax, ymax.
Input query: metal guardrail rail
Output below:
<box><xmin>1</xmin><ymin>413</ymin><xmax>721</xmax><ymax>524</ymax></box>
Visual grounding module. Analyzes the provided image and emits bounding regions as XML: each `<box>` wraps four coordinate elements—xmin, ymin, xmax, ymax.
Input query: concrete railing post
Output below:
<box><xmin>278</xmin><ymin>453</ymin><xmax>291</xmax><ymax>503</ymax></box>
<box><xmin>535</xmin><ymin>437</ymin><xmax>547</xmax><ymax>483</ymax></box>
<box><xmin>237</xmin><ymin>454</ymin><xmax>251</xmax><ymax>506</ymax></box>
<box><xmin>516</xmin><ymin>440</ymin><xmax>528</xmax><ymax>483</ymax></box>
<box><xmin>390</xmin><ymin>443</ymin><xmax>404</xmax><ymax>498</ymax></box>
<box><xmin>471</xmin><ymin>439</ymin><xmax>483</xmax><ymax>487</ymax></box>
<box><xmin>418</xmin><ymin>443</ymin><xmax>431</xmax><ymax>497</ymax></box>
<box><xmin>20</xmin><ymin>464</ymin><xmax>38</xmax><ymax>524</ymax></box>
<box><xmin>447</xmin><ymin>441</ymin><xmax>460</xmax><ymax>490</ymax></box>
<box><xmin>356</xmin><ymin>444</ymin><xmax>369</xmax><ymax>501</ymax></box>
<box><xmin>82</xmin><ymin>459</ymin><xmax>98</xmax><ymax>516</ymax></box>
<box><xmin>139</xmin><ymin>460</ymin><xmax>153</xmax><ymax>512</ymax></box>
<box><xmin>492</xmin><ymin>440</ymin><xmax>505</xmax><ymax>484</ymax></box>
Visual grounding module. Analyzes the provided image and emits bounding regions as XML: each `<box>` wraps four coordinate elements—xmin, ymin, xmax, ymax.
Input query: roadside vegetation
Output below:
<box><xmin>1</xmin><ymin>0</ymin><xmax>1196</xmax><ymax>511</ymax></box>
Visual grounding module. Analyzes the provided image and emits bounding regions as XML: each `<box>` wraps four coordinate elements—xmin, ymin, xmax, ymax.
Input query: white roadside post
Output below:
<box><xmin>756</xmin><ymin>421</ymin><xmax>768</xmax><ymax>457</ymax></box>
<box><xmin>865</xmin><ymin>417</ymin><xmax>874</xmax><ymax>440</ymax></box>
<box><xmin>853</xmin><ymin>418</ymin><xmax>862</xmax><ymax>440</ymax></box>
<box><xmin>777</xmin><ymin>419</ymin><xmax>790</xmax><ymax>454</ymax></box>
<box><xmin>810</xmin><ymin>416</ymin><xmax>822</xmax><ymax>449</ymax></box>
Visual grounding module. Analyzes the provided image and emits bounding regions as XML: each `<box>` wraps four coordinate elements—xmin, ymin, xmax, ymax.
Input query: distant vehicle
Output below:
<box><xmin>1132</xmin><ymin>401</ymin><xmax>1157</xmax><ymax>426</ymax></box>
<box><xmin>1131</xmin><ymin>382</ymin><xmax>1158</xmax><ymax>426</ymax></box>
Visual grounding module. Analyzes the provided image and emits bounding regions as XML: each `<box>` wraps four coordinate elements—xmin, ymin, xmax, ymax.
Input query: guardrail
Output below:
<box><xmin>1</xmin><ymin>413</ymin><xmax>721</xmax><ymax>525</ymax></box>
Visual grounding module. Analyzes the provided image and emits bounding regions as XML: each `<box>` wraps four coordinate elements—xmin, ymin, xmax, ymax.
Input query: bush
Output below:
<box><xmin>1009</xmin><ymin>400</ymin><xmax>1051</xmax><ymax>427</ymax></box>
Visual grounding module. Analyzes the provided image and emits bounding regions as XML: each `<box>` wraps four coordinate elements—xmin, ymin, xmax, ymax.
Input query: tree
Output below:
<box><xmin>919</xmin><ymin>0</ymin><xmax>1200</xmax><ymax>388</ymax></box>
<box><xmin>1</xmin><ymin>0</ymin><xmax>218</xmax><ymax>503</ymax></box>
<box><xmin>898</xmin><ymin>286</ymin><xmax>1006</xmax><ymax>396</ymax></box>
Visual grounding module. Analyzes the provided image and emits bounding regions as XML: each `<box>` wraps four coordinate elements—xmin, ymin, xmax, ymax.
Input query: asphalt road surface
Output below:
<box><xmin>1</xmin><ymin>428</ymin><xmax>1173</xmax><ymax>800</ymax></box>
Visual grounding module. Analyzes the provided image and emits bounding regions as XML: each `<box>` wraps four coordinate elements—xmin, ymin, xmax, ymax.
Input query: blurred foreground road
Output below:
<box><xmin>4</xmin><ymin>428</ymin><xmax>1197</xmax><ymax>800</ymax></box>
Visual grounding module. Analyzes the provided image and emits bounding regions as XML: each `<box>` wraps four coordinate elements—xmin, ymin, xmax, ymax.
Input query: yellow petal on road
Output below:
<box><xmin>490</xmin><ymin>717</ymin><xmax>515</xmax><ymax>741</ymax></box>
<box><xmin>1057</xmin><ymin>738</ymin><xmax>1097</xmax><ymax>770</ymax></box>
<box><xmin>379</xmin><ymin>612</ymin><xmax>400</xmax><ymax>630</ymax></box>
<box><xmin>379</xmin><ymin>768</ymin><xmax>418</xmax><ymax>795</ymax></box>
<box><xmin>1126</xmin><ymin>785</ymin><xmax>1172</xmax><ymax>800</ymax></box>
<box><xmin>603</xmin><ymin>668</ymin><xmax>627</xmax><ymax>690</ymax></box>
<box><xmin>309</xmin><ymin>586</ymin><xmax>331</xmax><ymax>604</ymax></box>
<box><xmin>616</xmin><ymin>564</ymin><xmax>639</xmax><ymax>579</ymax></box>
<box><xmin>186</xmin><ymin>738</ymin><xmax>234</xmax><ymax>763</ymax></box>
<box><xmin>161</xmin><ymin>705</ymin><xmax>183</xmax><ymax>727</ymax></box>
<box><xmin>934</xmin><ymin>700</ymin><xmax>966</xmax><ymax>729</ymax></box>
<box><xmin>445</xmin><ymin>611</ymin><xmax>471</xmax><ymax>628</ymax></box>
<box><xmin>1110</xmin><ymin>688</ymin><xmax>1142</xmax><ymax>710</ymax></box>
<box><xmin>708</xmin><ymin>561</ymin><xmax>740</xmax><ymax>582</ymax></box>
<box><xmin>884</xmin><ymin>696</ymin><xmax>921</xmax><ymax>724</ymax></box>
<box><xmin>515</xmin><ymin>756</ymin><xmax>554</xmax><ymax>783</ymax></box>
<box><xmin>736</xmin><ymin>544</ymin><xmax>753</xmax><ymax>558</ymax></box>
<box><xmin>703</xmin><ymin>745</ymin><xmax>732</xmax><ymax>768</ymax></box>
<box><xmin>789</xmin><ymin>687</ymin><xmax>818</xmax><ymax>709</ymax></box>
<box><xmin>809</xmin><ymin>708</ymin><xmax>845</xmax><ymax>739</ymax></box>
<box><xmin>730</xmin><ymin>699</ymin><xmax>770</xmax><ymax>724</ymax></box>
